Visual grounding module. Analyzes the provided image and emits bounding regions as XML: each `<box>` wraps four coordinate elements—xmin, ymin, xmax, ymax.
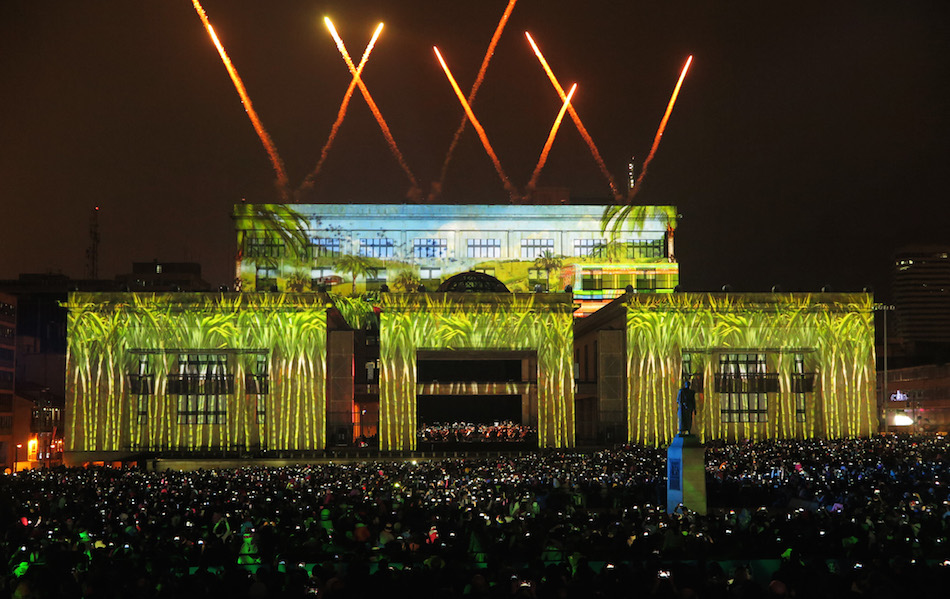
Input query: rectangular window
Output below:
<box><xmin>255</xmin><ymin>266</ymin><xmax>278</xmax><ymax>291</ymax></box>
<box><xmin>366</xmin><ymin>268</ymin><xmax>387</xmax><ymax>283</ymax></box>
<box><xmin>474</xmin><ymin>267</ymin><xmax>495</xmax><ymax>277</ymax></box>
<box><xmin>528</xmin><ymin>268</ymin><xmax>549</xmax><ymax>291</ymax></box>
<box><xmin>467</xmin><ymin>239</ymin><xmax>501</xmax><ymax>259</ymax></box>
<box><xmin>0</xmin><ymin>393</ymin><xmax>11</xmax><ymax>412</ymax></box>
<box><xmin>128</xmin><ymin>356</ymin><xmax>153</xmax><ymax>424</ymax></box>
<box><xmin>0</xmin><ymin>370</ymin><xmax>13</xmax><ymax>391</ymax></box>
<box><xmin>170</xmin><ymin>354</ymin><xmax>232</xmax><ymax>424</ymax></box>
<box><xmin>573</xmin><ymin>239</ymin><xmax>605</xmax><ymax>257</ymax></box>
<box><xmin>521</xmin><ymin>238</ymin><xmax>554</xmax><ymax>259</ymax></box>
<box><xmin>420</xmin><ymin>267</ymin><xmax>441</xmax><ymax>280</ymax></box>
<box><xmin>581</xmin><ymin>269</ymin><xmax>603</xmax><ymax>291</ymax></box>
<box><xmin>245</xmin><ymin>355</ymin><xmax>269</xmax><ymax>396</ymax></box>
<box><xmin>717</xmin><ymin>353</ymin><xmax>771</xmax><ymax>423</ymax></box>
<box><xmin>793</xmin><ymin>354</ymin><xmax>808</xmax><ymax>422</ymax></box>
<box><xmin>624</xmin><ymin>239</ymin><xmax>664</xmax><ymax>260</ymax></box>
<box><xmin>310</xmin><ymin>237</ymin><xmax>341</xmax><ymax>258</ymax></box>
<box><xmin>246</xmin><ymin>237</ymin><xmax>285</xmax><ymax>259</ymax></box>
<box><xmin>413</xmin><ymin>238</ymin><xmax>447</xmax><ymax>259</ymax></box>
<box><xmin>359</xmin><ymin>238</ymin><xmax>395</xmax><ymax>258</ymax></box>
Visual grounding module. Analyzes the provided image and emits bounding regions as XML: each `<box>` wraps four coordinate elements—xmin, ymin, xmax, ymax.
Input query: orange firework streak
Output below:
<box><xmin>434</xmin><ymin>47</ymin><xmax>519</xmax><ymax>201</ymax></box>
<box><xmin>526</xmin><ymin>83</ymin><xmax>577</xmax><ymax>194</ymax></box>
<box><xmin>191</xmin><ymin>0</ymin><xmax>290</xmax><ymax>201</ymax></box>
<box><xmin>298</xmin><ymin>22</ymin><xmax>383</xmax><ymax>195</ymax></box>
<box><xmin>434</xmin><ymin>0</ymin><xmax>519</xmax><ymax>200</ymax></box>
<box><xmin>630</xmin><ymin>55</ymin><xmax>693</xmax><ymax>200</ymax></box>
<box><xmin>325</xmin><ymin>18</ymin><xmax>420</xmax><ymax>197</ymax></box>
<box><xmin>525</xmin><ymin>32</ymin><xmax>621</xmax><ymax>202</ymax></box>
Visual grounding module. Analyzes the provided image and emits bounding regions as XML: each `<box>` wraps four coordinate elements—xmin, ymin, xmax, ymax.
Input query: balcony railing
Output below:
<box><xmin>713</xmin><ymin>372</ymin><xmax>816</xmax><ymax>394</ymax></box>
<box><xmin>167</xmin><ymin>374</ymin><xmax>234</xmax><ymax>395</ymax></box>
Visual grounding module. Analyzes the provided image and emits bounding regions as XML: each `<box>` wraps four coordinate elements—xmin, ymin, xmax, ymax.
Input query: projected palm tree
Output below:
<box><xmin>233</xmin><ymin>203</ymin><xmax>310</xmax><ymax>289</ymax></box>
<box><xmin>534</xmin><ymin>251</ymin><xmax>563</xmax><ymax>290</ymax></box>
<box><xmin>335</xmin><ymin>253</ymin><xmax>373</xmax><ymax>295</ymax></box>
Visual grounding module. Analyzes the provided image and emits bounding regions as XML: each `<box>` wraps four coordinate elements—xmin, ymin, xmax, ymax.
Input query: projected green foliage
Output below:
<box><xmin>625</xmin><ymin>293</ymin><xmax>876</xmax><ymax>446</ymax></box>
<box><xmin>378</xmin><ymin>293</ymin><xmax>575</xmax><ymax>451</ymax></box>
<box><xmin>65</xmin><ymin>293</ymin><xmax>328</xmax><ymax>453</ymax></box>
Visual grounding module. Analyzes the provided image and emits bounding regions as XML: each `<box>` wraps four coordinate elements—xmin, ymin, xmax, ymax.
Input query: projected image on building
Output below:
<box><xmin>234</xmin><ymin>203</ymin><xmax>678</xmax><ymax>316</ymax></box>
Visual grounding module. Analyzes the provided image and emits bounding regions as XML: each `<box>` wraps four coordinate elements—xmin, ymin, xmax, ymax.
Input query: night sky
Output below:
<box><xmin>2</xmin><ymin>1</ymin><xmax>948</xmax><ymax>300</ymax></box>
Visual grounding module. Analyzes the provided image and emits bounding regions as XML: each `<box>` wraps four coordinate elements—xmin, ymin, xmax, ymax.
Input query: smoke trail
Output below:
<box><xmin>629</xmin><ymin>55</ymin><xmax>693</xmax><ymax>201</ymax></box>
<box><xmin>434</xmin><ymin>46</ymin><xmax>519</xmax><ymax>202</ymax></box>
<box><xmin>325</xmin><ymin>18</ymin><xmax>421</xmax><ymax>200</ymax></box>
<box><xmin>297</xmin><ymin>22</ymin><xmax>384</xmax><ymax>198</ymax></box>
<box><xmin>432</xmin><ymin>0</ymin><xmax>519</xmax><ymax>201</ymax></box>
<box><xmin>526</xmin><ymin>83</ymin><xmax>577</xmax><ymax>196</ymax></box>
<box><xmin>191</xmin><ymin>0</ymin><xmax>290</xmax><ymax>201</ymax></box>
<box><xmin>525</xmin><ymin>32</ymin><xmax>621</xmax><ymax>202</ymax></box>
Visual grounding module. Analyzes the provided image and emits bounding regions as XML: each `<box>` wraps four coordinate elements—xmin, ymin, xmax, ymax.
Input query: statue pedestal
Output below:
<box><xmin>666</xmin><ymin>434</ymin><xmax>707</xmax><ymax>515</ymax></box>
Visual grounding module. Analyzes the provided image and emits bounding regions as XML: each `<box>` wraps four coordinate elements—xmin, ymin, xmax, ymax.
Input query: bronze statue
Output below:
<box><xmin>677</xmin><ymin>377</ymin><xmax>696</xmax><ymax>435</ymax></box>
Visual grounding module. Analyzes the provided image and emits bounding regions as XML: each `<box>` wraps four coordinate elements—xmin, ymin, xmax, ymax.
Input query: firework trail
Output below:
<box><xmin>191</xmin><ymin>0</ymin><xmax>290</xmax><ymax>201</ymax></box>
<box><xmin>434</xmin><ymin>46</ymin><xmax>519</xmax><ymax>202</ymax></box>
<box><xmin>629</xmin><ymin>55</ymin><xmax>693</xmax><ymax>201</ymax></box>
<box><xmin>432</xmin><ymin>0</ymin><xmax>519</xmax><ymax>201</ymax></box>
<box><xmin>526</xmin><ymin>83</ymin><xmax>576</xmax><ymax>196</ymax></box>
<box><xmin>325</xmin><ymin>18</ymin><xmax>420</xmax><ymax>199</ymax></box>
<box><xmin>297</xmin><ymin>22</ymin><xmax>384</xmax><ymax>197</ymax></box>
<box><xmin>525</xmin><ymin>32</ymin><xmax>621</xmax><ymax>202</ymax></box>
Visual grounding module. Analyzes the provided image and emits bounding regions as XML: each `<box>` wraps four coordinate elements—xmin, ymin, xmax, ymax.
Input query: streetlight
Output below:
<box><xmin>14</xmin><ymin>443</ymin><xmax>21</xmax><ymax>473</ymax></box>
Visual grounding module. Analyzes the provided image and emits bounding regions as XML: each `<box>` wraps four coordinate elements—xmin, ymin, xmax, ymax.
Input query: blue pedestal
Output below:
<box><xmin>666</xmin><ymin>434</ymin><xmax>707</xmax><ymax>515</ymax></box>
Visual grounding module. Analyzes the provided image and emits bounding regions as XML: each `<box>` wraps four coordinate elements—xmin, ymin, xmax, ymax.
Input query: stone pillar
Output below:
<box><xmin>666</xmin><ymin>434</ymin><xmax>707</xmax><ymax>515</ymax></box>
<box><xmin>327</xmin><ymin>331</ymin><xmax>354</xmax><ymax>447</ymax></box>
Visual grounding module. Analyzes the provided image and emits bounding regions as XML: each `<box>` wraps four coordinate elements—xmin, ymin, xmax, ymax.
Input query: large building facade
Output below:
<box><xmin>63</xmin><ymin>203</ymin><xmax>878</xmax><ymax>463</ymax></box>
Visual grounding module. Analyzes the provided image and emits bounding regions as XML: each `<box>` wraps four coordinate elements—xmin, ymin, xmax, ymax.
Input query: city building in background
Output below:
<box><xmin>893</xmin><ymin>246</ymin><xmax>950</xmax><ymax>347</ymax></box>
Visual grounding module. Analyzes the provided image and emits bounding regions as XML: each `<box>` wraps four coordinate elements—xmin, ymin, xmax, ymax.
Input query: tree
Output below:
<box><xmin>534</xmin><ymin>251</ymin><xmax>563</xmax><ymax>291</ymax></box>
<box><xmin>335</xmin><ymin>254</ymin><xmax>373</xmax><ymax>295</ymax></box>
<box><xmin>392</xmin><ymin>269</ymin><xmax>422</xmax><ymax>293</ymax></box>
<box><xmin>233</xmin><ymin>203</ymin><xmax>311</xmax><ymax>290</ymax></box>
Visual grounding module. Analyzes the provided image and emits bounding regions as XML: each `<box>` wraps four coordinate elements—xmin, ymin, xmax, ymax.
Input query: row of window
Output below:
<box><xmin>248</xmin><ymin>237</ymin><xmax>666</xmax><ymax>261</ymax></box>
<box><xmin>682</xmin><ymin>353</ymin><xmax>810</xmax><ymax>423</ymax></box>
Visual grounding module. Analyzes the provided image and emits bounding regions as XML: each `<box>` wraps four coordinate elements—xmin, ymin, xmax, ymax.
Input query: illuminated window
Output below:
<box><xmin>717</xmin><ymin>353</ymin><xmax>771</xmax><ymax>423</ymax></box>
<box><xmin>467</xmin><ymin>239</ymin><xmax>501</xmax><ymax>259</ymax></box>
<box><xmin>474</xmin><ymin>267</ymin><xmax>495</xmax><ymax>277</ymax></box>
<box><xmin>521</xmin><ymin>238</ymin><xmax>554</xmax><ymax>259</ymax></box>
<box><xmin>255</xmin><ymin>266</ymin><xmax>278</xmax><ymax>290</ymax></box>
<box><xmin>573</xmin><ymin>239</ymin><xmax>605</xmax><ymax>257</ymax></box>
<box><xmin>128</xmin><ymin>355</ymin><xmax>153</xmax><ymax>424</ymax></box>
<box><xmin>310</xmin><ymin>237</ymin><xmax>341</xmax><ymax>258</ymax></box>
<box><xmin>359</xmin><ymin>238</ymin><xmax>395</xmax><ymax>258</ymax></box>
<box><xmin>170</xmin><ymin>353</ymin><xmax>231</xmax><ymax>425</ymax></box>
<box><xmin>414</xmin><ymin>238</ymin><xmax>447</xmax><ymax>258</ymax></box>
<box><xmin>528</xmin><ymin>268</ymin><xmax>549</xmax><ymax>291</ymax></box>
<box><xmin>624</xmin><ymin>239</ymin><xmax>664</xmax><ymax>259</ymax></box>
<box><xmin>246</xmin><ymin>237</ymin><xmax>285</xmax><ymax>258</ymax></box>
<box><xmin>245</xmin><ymin>355</ymin><xmax>269</xmax><ymax>424</ymax></box>
<box><xmin>420</xmin><ymin>267</ymin><xmax>441</xmax><ymax>280</ymax></box>
<box><xmin>582</xmin><ymin>269</ymin><xmax>603</xmax><ymax>291</ymax></box>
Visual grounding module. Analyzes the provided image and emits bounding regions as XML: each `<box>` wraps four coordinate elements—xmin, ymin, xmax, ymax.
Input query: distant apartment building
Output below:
<box><xmin>893</xmin><ymin>246</ymin><xmax>950</xmax><ymax>344</ymax></box>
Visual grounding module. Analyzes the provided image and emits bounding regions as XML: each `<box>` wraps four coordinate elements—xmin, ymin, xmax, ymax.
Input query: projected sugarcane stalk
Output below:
<box><xmin>624</xmin><ymin>293</ymin><xmax>875</xmax><ymax>447</ymax></box>
<box><xmin>378</xmin><ymin>293</ymin><xmax>574</xmax><ymax>451</ymax></box>
<box><xmin>65</xmin><ymin>293</ymin><xmax>329</xmax><ymax>453</ymax></box>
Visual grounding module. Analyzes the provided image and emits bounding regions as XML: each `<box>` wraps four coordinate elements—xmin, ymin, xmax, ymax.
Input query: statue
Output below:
<box><xmin>677</xmin><ymin>377</ymin><xmax>696</xmax><ymax>435</ymax></box>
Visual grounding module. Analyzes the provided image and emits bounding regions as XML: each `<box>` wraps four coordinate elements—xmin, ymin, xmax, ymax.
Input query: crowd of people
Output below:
<box><xmin>2</xmin><ymin>435</ymin><xmax>950</xmax><ymax>597</ymax></box>
<box><xmin>417</xmin><ymin>422</ymin><xmax>536</xmax><ymax>444</ymax></box>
